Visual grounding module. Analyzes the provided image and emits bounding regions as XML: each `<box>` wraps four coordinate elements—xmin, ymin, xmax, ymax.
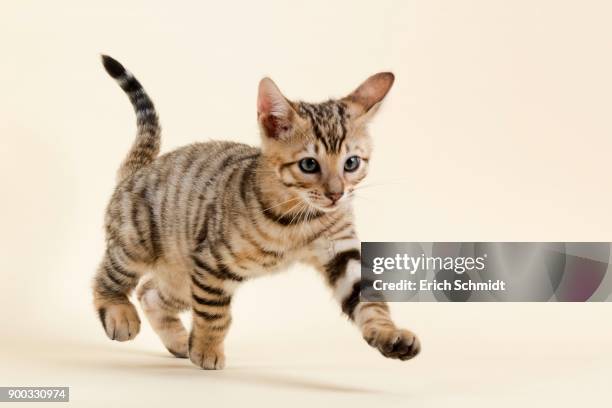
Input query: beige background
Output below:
<box><xmin>2</xmin><ymin>0</ymin><xmax>612</xmax><ymax>406</ymax></box>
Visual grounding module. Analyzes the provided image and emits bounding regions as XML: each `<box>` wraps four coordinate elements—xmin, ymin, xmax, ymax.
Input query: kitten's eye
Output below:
<box><xmin>298</xmin><ymin>158</ymin><xmax>320</xmax><ymax>173</ymax></box>
<box><xmin>344</xmin><ymin>156</ymin><xmax>361</xmax><ymax>172</ymax></box>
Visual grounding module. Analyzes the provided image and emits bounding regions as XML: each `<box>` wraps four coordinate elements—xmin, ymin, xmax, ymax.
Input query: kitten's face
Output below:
<box><xmin>264</xmin><ymin>101</ymin><xmax>372</xmax><ymax>212</ymax></box>
<box><xmin>257</xmin><ymin>73</ymin><xmax>394</xmax><ymax>212</ymax></box>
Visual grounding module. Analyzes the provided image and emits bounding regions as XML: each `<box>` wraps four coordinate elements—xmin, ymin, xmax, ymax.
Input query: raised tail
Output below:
<box><xmin>101</xmin><ymin>55</ymin><xmax>161</xmax><ymax>182</ymax></box>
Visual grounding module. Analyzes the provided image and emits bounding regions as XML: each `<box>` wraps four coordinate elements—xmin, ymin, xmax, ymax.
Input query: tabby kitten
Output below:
<box><xmin>93</xmin><ymin>55</ymin><xmax>420</xmax><ymax>369</ymax></box>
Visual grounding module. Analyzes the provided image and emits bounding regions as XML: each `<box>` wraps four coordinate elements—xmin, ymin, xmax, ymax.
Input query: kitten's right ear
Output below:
<box><xmin>257</xmin><ymin>78</ymin><xmax>297</xmax><ymax>140</ymax></box>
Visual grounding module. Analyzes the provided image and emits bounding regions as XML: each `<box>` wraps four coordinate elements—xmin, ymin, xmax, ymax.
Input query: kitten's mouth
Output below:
<box><xmin>303</xmin><ymin>194</ymin><xmax>350</xmax><ymax>213</ymax></box>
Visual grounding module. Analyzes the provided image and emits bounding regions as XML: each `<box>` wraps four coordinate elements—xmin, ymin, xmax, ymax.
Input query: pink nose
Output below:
<box><xmin>325</xmin><ymin>192</ymin><xmax>343</xmax><ymax>203</ymax></box>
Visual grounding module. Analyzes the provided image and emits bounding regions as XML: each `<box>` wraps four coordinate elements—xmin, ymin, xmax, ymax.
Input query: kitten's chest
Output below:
<box><xmin>208</xmin><ymin>211</ymin><xmax>340</xmax><ymax>279</ymax></box>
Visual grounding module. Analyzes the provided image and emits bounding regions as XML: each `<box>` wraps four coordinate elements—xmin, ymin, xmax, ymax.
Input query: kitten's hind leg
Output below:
<box><xmin>93</xmin><ymin>247</ymin><xmax>143</xmax><ymax>341</ymax></box>
<box><xmin>137</xmin><ymin>276</ymin><xmax>190</xmax><ymax>358</ymax></box>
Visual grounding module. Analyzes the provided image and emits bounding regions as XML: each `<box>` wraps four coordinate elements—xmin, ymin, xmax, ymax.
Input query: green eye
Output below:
<box><xmin>344</xmin><ymin>156</ymin><xmax>361</xmax><ymax>172</ymax></box>
<box><xmin>298</xmin><ymin>158</ymin><xmax>320</xmax><ymax>173</ymax></box>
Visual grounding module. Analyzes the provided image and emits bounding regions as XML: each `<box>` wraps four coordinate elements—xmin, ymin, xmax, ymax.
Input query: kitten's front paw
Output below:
<box><xmin>99</xmin><ymin>302</ymin><xmax>141</xmax><ymax>342</ymax></box>
<box><xmin>189</xmin><ymin>343</ymin><xmax>225</xmax><ymax>370</ymax></box>
<box><xmin>364</xmin><ymin>327</ymin><xmax>420</xmax><ymax>361</ymax></box>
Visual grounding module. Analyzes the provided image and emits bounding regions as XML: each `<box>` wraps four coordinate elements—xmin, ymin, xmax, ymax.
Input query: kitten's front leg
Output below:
<box><xmin>189</xmin><ymin>317</ymin><xmax>228</xmax><ymax>370</ymax></box>
<box><xmin>188</xmin><ymin>259</ymin><xmax>235</xmax><ymax>370</ymax></box>
<box><xmin>311</xmin><ymin>237</ymin><xmax>420</xmax><ymax>361</ymax></box>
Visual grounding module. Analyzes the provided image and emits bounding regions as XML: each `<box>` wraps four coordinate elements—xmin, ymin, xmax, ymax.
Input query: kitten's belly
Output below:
<box><xmin>152</xmin><ymin>247</ymin><xmax>297</xmax><ymax>303</ymax></box>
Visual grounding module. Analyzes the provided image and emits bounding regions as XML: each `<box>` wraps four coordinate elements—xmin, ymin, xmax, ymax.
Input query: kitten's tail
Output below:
<box><xmin>101</xmin><ymin>55</ymin><xmax>161</xmax><ymax>182</ymax></box>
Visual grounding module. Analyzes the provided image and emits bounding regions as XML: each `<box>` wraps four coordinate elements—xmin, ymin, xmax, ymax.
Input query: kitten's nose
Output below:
<box><xmin>325</xmin><ymin>191</ymin><xmax>344</xmax><ymax>203</ymax></box>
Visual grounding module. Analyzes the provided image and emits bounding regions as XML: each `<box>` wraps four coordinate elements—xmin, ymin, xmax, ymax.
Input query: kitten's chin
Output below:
<box><xmin>309</xmin><ymin>200</ymin><xmax>348</xmax><ymax>213</ymax></box>
<box><xmin>317</xmin><ymin>206</ymin><xmax>339</xmax><ymax>213</ymax></box>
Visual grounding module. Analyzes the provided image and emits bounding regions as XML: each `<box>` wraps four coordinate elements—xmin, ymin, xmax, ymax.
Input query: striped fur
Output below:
<box><xmin>101</xmin><ymin>55</ymin><xmax>161</xmax><ymax>182</ymax></box>
<box><xmin>93</xmin><ymin>56</ymin><xmax>419</xmax><ymax>370</ymax></box>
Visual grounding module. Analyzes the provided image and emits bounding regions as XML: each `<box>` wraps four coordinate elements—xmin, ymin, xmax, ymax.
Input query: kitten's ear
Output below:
<box><xmin>257</xmin><ymin>77</ymin><xmax>297</xmax><ymax>139</ymax></box>
<box><xmin>343</xmin><ymin>72</ymin><xmax>395</xmax><ymax>119</ymax></box>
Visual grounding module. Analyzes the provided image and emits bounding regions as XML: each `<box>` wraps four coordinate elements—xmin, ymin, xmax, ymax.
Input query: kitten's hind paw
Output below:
<box><xmin>364</xmin><ymin>328</ymin><xmax>420</xmax><ymax>361</ymax></box>
<box><xmin>166</xmin><ymin>343</ymin><xmax>188</xmax><ymax>359</ymax></box>
<box><xmin>98</xmin><ymin>302</ymin><xmax>141</xmax><ymax>342</ymax></box>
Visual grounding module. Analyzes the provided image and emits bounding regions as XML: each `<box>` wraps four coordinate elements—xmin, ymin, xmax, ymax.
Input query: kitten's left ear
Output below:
<box><xmin>343</xmin><ymin>72</ymin><xmax>395</xmax><ymax>119</ymax></box>
<box><xmin>257</xmin><ymin>77</ymin><xmax>298</xmax><ymax>140</ymax></box>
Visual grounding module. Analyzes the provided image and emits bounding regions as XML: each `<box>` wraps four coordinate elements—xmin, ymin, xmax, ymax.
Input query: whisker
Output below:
<box><xmin>288</xmin><ymin>202</ymin><xmax>307</xmax><ymax>226</ymax></box>
<box><xmin>258</xmin><ymin>197</ymin><xmax>301</xmax><ymax>214</ymax></box>
<box><xmin>276</xmin><ymin>201</ymin><xmax>302</xmax><ymax>223</ymax></box>
<box><xmin>353</xmin><ymin>179</ymin><xmax>411</xmax><ymax>192</ymax></box>
<box><xmin>298</xmin><ymin>208</ymin><xmax>310</xmax><ymax>238</ymax></box>
<box><xmin>348</xmin><ymin>192</ymin><xmax>378</xmax><ymax>203</ymax></box>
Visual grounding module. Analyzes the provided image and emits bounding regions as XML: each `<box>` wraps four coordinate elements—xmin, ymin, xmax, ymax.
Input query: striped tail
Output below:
<box><xmin>101</xmin><ymin>55</ymin><xmax>161</xmax><ymax>182</ymax></box>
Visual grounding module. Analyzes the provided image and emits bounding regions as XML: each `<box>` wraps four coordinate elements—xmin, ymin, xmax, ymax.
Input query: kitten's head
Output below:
<box><xmin>257</xmin><ymin>73</ymin><xmax>394</xmax><ymax>212</ymax></box>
